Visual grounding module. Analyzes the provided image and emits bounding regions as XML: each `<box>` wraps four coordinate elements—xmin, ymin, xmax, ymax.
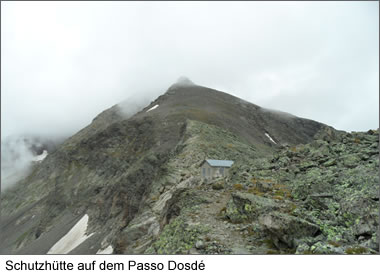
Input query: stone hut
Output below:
<box><xmin>200</xmin><ymin>159</ymin><xmax>234</xmax><ymax>179</ymax></box>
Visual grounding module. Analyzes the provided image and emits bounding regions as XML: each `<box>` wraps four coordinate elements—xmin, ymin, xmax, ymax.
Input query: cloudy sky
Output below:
<box><xmin>1</xmin><ymin>1</ymin><xmax>378</xmax><ymax>140</ymax></box>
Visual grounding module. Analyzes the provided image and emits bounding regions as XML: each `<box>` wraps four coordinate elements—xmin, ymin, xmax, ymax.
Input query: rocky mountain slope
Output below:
<box><xmin>1</xmin><ymin>79</ymin><xmax>378</xmax><ymax>254</ymax></box>
<box><xmin>154</xmin><ymin>126</ymin><xmax>378</xmax><ymax>254</ymax></box>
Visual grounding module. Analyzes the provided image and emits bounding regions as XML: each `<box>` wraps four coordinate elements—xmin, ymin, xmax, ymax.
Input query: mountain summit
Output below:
<box><xmin>1</xmin><ymin>81</ymin><xmax>378</xmax><ymax>254</ymax></box>
<box><xmin>175</xmin><ymin>76</ymin><xmax>195</xmax><ymax>86</ymax></box>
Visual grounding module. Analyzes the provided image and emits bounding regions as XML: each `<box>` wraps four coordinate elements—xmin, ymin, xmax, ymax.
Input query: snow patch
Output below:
<box><xmin>265</xmin><ymin>133</ymin><xmax>277</xmax><ymax>144</ymax></box>
<box><xmin>96</xmin><ymin>245</ymin><xmax>113</xmax><ymax>254</ymax></box>
<box><xmin>32</xmin><ymin>150</ymin><xmax>48</xmax><ymax>162</ymax></box>
<box><xmin>48</xmin><ymin>214</ymin><xmax>94</xmax><ymax>254</ymax></box>
<box><xmin>146</xmin><ymin>104</ymin><xmax>159</xmax><ymax>112</ymax></box>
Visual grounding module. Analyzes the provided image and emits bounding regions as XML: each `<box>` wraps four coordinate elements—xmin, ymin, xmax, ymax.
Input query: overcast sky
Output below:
<box><xmin>1</xmin><ymin>1</ymin><xmax>379</xmax><ymax>140</ymax></box>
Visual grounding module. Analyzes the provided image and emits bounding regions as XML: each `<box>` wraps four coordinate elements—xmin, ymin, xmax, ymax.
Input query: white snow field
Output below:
<box><xmin>146</xmin><ymin>104</ymin><xmax>159</xmax><ymax>112</ymax></box>
<box><xmin>96</xmin><ymin>245</ymin><xmax>113</xmax><ymax>254</ymax></box>
<box><xmin>265</xmin><ymin>133</ymin><xmax>277</xmax><ymax>144</ymax></box>
<box><xmin>47</xmin><ymin>214</ymin><xmax>94</xmax><ymax>254</ymax></box>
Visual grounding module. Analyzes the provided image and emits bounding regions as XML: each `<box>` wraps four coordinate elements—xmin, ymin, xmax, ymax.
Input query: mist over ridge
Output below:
<box><xmin>1</xmin><ymin>1</ymin><xmax>378</xmax><ymax>144</ymax></box>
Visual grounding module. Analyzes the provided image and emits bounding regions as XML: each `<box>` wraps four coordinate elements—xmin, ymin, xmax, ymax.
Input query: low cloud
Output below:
<box><xmin>1</xmin><ymin>2</ymin><xmax>378</xmax><ymax>189</ymax></box>
<box><xmin>1</xmin><ymin>136</ymin><xmax>39</xmax><ymax>190</ymax></box>
<box><xmin>2</xmin><ymin>2</ymin><xmax>378</xmax><ymax>140</ymax></box>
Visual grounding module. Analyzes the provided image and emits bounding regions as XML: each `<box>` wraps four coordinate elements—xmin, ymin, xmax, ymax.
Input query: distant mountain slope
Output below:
<box><xmin>134</xmin><ymin>81</ymin><xmax>327</xmax><ymax>148</ymax></box>
<box><xmin>1</xmin><ymin>79</ymin><xmax>333</xmax><ymax>254</ymax></box>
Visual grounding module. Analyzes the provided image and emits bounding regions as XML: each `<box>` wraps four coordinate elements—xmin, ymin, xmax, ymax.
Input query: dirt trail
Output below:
<box><xmin>189</xmin><ymin>185</ymin><xmax>269</xmax><ymax>254</ymax></box>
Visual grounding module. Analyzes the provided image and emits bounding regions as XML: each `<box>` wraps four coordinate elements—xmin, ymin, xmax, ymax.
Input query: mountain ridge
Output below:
<box><xmin>1</xmin><ymin>80</ymin><xmax>377</xmax><ymax>254</ymax></box>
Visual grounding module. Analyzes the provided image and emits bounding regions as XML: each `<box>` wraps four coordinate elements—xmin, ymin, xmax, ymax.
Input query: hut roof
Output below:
<box><xmin>202</xmin><ymin>159</ymin><xmax>234</xmax><ymax>167</ymax></box>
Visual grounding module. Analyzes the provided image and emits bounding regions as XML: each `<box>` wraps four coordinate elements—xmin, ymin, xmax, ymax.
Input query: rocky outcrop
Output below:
<box><xmin>258</xmin><ymin>212</ymin><xmax>320</xmax><ymax>248</ymax></box>
<box><xmin>226</xmin><ymin>192</ymin><xmax>280</xmax><ymax>223</ymax></box>
<box><xmin>223</xmin><ymin>128</ymin><xmax>379</xmax><ymax>254</ymax></box>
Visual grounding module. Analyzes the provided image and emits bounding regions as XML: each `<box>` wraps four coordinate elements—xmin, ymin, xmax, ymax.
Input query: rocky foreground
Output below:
<box><xmin>142</xmin><ymin>125</ymin><xmax>379</xmax><ymax>254</ymax></box>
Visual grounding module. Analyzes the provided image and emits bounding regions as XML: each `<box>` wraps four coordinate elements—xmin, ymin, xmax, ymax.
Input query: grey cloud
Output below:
<box><xmin>1</xmin><ymin>136</ymin><xmax>35</xmax><ymax>190</ymax></box>
<box><xmin>1</xmin><ymin>1</ymin><xmax>378</xmax><ymax>142</ymax></box>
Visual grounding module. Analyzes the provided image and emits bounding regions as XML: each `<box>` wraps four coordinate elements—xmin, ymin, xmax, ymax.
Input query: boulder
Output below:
<box><xmin>310</xmin><ymin>140</ymin><xmax>328</xmax><ymax>149</ymax></box>
<box><xmin>360</xmin><ymin>153</ymin><xmax>370</xmax><ymax>160</ymax></box>
<box><xmin>212</xmin><ymin>182</ymin><xmax>224</xmax><ymax>190</ymax></box>
<box><xmin>278</xmin><ymin>156</ymin><xmax>291</xmax><ymax>167</ymax></box>
<box><xmin>367</xmin><ymin>129</ymin><xmax>375</xmax><ymax>135</ymax></box>
<box><xmin>361</xmin><ymin>234</ymin><xmax>379</xmax><ymax>251</ymax></box>
<box><xmin>310</xmin><ymin>241</ymin><xmax>344</xmax><ymax>254</ymax></box>
<box><xmin>354</xmin><ymin>222</ymin><xmax>372</xmax><ymax>237</ymax></box>
<box><xmin>225</xmin><ymin>192</ymin><xmax>279</xmax><ymax>223</ymax></box>
<box><xmin>195</xmin><ymin>240</ymin><xmax>205</xmax><ymax>249</ymax></box>
<box><xmin>295</xmin><ymin>243</ymin><xmax>310</xmax><ymax>254</ymax></box>
<box><xmin>341</xmin><ymin>154</ymin><xmax>360</xmax><ymax>168</ymax></box>
<box><xmin>258</xmin><ymin>212</ymin><xmax>320</xmax><ymax>248</ymax></box>
<box><xmin>255</xmin><ymin>181</ymin><xmax>272</xmax><ymax>193</ymax></box>
<box><xmin>332</xmin><ymin>143</ymin><xmax>345</xmax><ymax>154</ymax></box>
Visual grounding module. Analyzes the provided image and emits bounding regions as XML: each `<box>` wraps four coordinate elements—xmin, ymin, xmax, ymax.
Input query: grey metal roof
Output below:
<box><xmin>205</xmin><ymin>159</ymin><xmax>234</xmax><ymax>167</ymax></box>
